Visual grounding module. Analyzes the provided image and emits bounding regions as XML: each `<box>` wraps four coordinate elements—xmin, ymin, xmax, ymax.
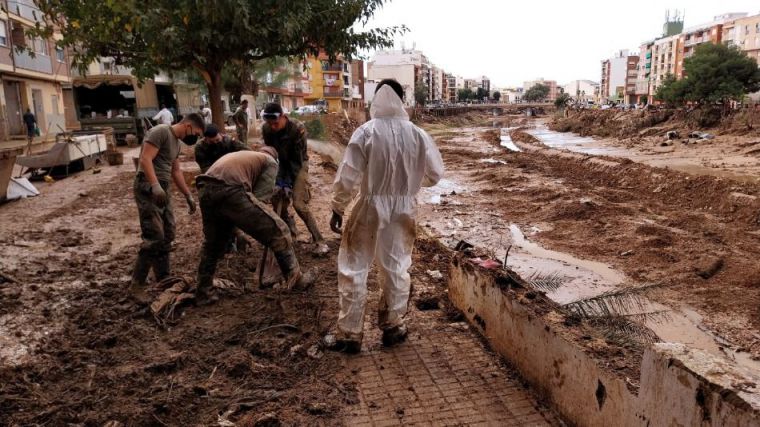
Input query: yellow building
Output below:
<box><xmin>0</xmin><ymin>1</ymin><xmax>73</xmax><ymax>140</ymax></box>
<box><xmin>304</xmin><ymin>53</ymin><xmax>361</xmax><ymax>112</ymax></box>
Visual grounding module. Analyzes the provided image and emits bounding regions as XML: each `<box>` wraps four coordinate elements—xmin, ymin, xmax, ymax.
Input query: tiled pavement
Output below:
<box><xmin>343</xmin><ymin>325</ymin><xmax>559</xmax><ymax>426</ymax></box>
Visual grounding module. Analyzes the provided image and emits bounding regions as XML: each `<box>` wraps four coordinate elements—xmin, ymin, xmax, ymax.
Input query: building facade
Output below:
<box><xmin>304</xmin><ymin>52</ymin><xmax>360</xmax><ymax>112</ymax></box>
<box><xmin>0</xmin><ymin>0</ymin><xmax>72</xmax><ymax>139</ymax></box>
<box><xmin>562</xmin><ymin>80</ymin><xmax>599</xmax><ymax>103</ymax></box>
<box><xmin>599</xmin><ymin>50</ymin><xmax>638</xmax><ymax>104</ymax></box>
<box><xmin>523</xmin><ymin>78</ymin><xmax>558</xmax><ymax>102</ymax></box>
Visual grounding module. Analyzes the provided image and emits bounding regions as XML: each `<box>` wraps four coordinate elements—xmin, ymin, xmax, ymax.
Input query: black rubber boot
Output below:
<box><xmin>381</xmin><ymin>324</ymin><xmax>409</xmax><ymax>347</ymax></box>
<box><xmin>153</xmin><ymin>253</ymin><xmax>171</xmax><ymax>282</ymax></box>
<box><xmin>130</xmin><ymin>253</ymin><xmax>152</xmax><ymax>286</ymax></box>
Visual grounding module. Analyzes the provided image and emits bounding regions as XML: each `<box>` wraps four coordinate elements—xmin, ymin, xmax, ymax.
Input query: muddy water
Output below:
<box><xmin>527</xmin><ymin>124</ymin><xmax>760</xmax><ymax>183</ymax></box>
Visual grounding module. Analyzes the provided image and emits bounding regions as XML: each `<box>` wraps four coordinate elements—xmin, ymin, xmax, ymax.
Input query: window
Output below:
<box><xmin>55</xmin><ymin>47</ymin><xmax>64</xmax><ymax>62</ymax></box>
<box><xmin>51</xmin><ymin>95</ymin><xmax>59</xmax><ymax>115</ymax></box>
<box><xmin>33</xmin><ymin>37</ymin><xmax>47</xmax><ymax>56</ymax></box>
<box><xmin>0</xmin><ymin>20</ymin><xmax>7</xmax><ymax>46</ymax></box>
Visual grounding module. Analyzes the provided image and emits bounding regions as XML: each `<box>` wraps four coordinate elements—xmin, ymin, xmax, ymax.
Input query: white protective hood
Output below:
<box><xmin>370</xmin><ymin>85</ymin><xmax>409</xmax><ymax>120</ymax></box>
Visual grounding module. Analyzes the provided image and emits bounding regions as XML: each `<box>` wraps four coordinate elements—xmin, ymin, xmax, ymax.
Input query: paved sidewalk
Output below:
<box><xmin>344</xmin><ymin>322</ymin><xmax>557</xmax><ymax>426</ymax></box>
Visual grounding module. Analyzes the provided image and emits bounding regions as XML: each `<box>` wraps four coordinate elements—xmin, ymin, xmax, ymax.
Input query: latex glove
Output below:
<box><xmin>330</xmin><ymin>211</ymin><xmax>343</xmax><ymax>234</ymax></box>
<box><xmin>151</xmin><ymin>183</ymin><xmax>167</xmax><ymax>207</ymax></box>
<box><xmin>185</xmin><ymin>193</ymin><xmax>196</xmax><ymax>214</ymax></box>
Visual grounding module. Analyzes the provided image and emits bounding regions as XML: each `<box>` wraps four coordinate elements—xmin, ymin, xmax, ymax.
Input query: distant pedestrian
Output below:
<box><xmin>23</xmin><ymin>108</ymin><xmax>36</xmax><ymax>142</ymax></box>
<box><xmin>232</xmin><ymin>99</ymin><xmax>249</xmax><ymax>144</ymax></box>
<box><xmin>152</xmin><ymin>104</ymin><xmax>174</xmax><ymax>126</ymax></box>
<box><xmin>201</xmin><ymin>104</ymin><xmax>212</xmax><ymax>125</ymax></box>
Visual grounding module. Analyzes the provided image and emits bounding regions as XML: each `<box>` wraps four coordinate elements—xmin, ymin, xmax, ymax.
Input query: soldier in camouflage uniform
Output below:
<box><xmin>131</xmin><ymin>113</ymin><xmax>206</xmax><ymax>298</ymax></box>
<box><xmin>194</xmin><ymin>124</ymin><xmax>250</xmax><ymax>173</ymax></box>
<box><xmin>261</xmin><ymin>103</ymin><xmax>328</xmax><ymax>255</ymax></box>
<box><xmin>195</xmin><ymin>147</ymin><xmax>313</xmax><ymax>302</ymax></box>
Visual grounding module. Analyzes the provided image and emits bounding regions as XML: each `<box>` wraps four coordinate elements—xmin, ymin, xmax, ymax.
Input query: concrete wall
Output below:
<box><xmin>23</xmin><ymin>80</ymin><xmax>65</xmax><ymax>134</ymax></box>
<box><xmin>448</xmin><ymin>257</ymin><xmax>760</xmax><ymax>426</ymax></box>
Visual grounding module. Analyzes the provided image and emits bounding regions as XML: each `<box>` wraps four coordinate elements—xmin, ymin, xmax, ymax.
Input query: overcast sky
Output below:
<box><xmin>361</xmin><ymin>0</ymin><xmax>760</xmax><ymax>88</ymax></box>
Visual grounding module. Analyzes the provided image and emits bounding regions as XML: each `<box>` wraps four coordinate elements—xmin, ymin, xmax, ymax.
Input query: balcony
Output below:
<box><xmin>323</xmin><ymin>87</ymin><xmax>343</xmax><ymax>97</ymax></box>
<box><xmin>320</xmin><ymin>61</ymin><xmax>342</xmax><ymax>72</ymax></box>
<box><xmin>7</xmin><ymin>0</ymin><xmax>41</xmax><ymax>23</ymax></box>
<box><xmin>14</xmin><ymin>50</ymin><xmax>52</xmax><ymax>74</ymax></box>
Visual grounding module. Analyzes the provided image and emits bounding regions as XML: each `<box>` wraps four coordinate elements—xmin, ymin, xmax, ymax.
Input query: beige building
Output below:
<box><xmin>723</xmin><ymin>14</ymin><xmax>760</xmax><ymax>102</ymax></box>
<box><xmin>0</xmin><ymin>0</ymin><xmax>73</xmax><ymax>140</ymax></box>
<box><xmin>523</xmin><ymin>78</ymin><xmax>559</xmax><ymax>102</ymax></box>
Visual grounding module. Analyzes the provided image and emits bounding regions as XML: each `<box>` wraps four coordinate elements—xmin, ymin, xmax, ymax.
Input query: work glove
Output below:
<box><xmin>330</xmin><ymin>210</ymin><xmax>343</xmax><ymax>234</ymax></box>
<box><xmin>151</xmin><ymin>183</ymin><xmax>167</xmax><ymax>207</ymax></box>
<box><xmin>275</xmin><ymin>179</ymin><xmax>293</xmax><ymax>199</ymax></box>
<box><xmin>185</xmin><ymin>193</ymin><xmax>196</xmax><ymax>214</ymax></box>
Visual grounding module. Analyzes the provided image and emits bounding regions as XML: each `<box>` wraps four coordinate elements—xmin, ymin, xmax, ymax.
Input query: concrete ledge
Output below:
<box><xmin>448</xmin><ymin>256</ymin><xmax>760</xmax><ymax>426</ymax></box>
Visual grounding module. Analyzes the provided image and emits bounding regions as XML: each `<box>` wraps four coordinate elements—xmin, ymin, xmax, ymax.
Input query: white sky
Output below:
<box><xmin>360</xmin><ymin>0</ymin><xmax>760</xmax><ymax>88</ymax></box>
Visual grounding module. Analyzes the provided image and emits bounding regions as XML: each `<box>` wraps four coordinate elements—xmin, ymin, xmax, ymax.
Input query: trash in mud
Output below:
<box><xmin>150</xmin><ymin>276</ymin><xmax>195</xmax><ymax>325</ymax></box>
<box><xmin>665</xmin><ymin>130</ymin><xmax>680</xmax><ymax>140</ymax></box>
<box><xmin>426</xmin><ymin>270</ymin><xmax>443</xmax><ymax>280</ymax></box>
<box><xmin>469</xmin><ymin>257</ymin><xmax>503</xmax><ymax>270</ymax></box>
<box><xmin>695</xmin><ymin>257</ymin><xmax>724</xmax><ymax>280</ymax></box>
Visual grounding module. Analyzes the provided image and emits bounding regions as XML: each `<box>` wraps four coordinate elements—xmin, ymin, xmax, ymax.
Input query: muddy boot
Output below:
<box><xmin>129</xmin><ymin>254</ymin><xmax>152</xmax><ymax>304</ymax></box>
<box><xmin>381</xmin><ymin>324</ymin><xmax>408</xmax><ymax>347</ymax></box>
<box><xmin>285</xmin><ymin>269</ymin><xmax>315</xmax><ymax>291</ymax></box>
<box><xmin>322</xmin><ymin>331</ymin><xmax>362</xmax><ymax>354</ymax></box>
<box><xmin>313</xmin><ymin>241</ymin><xmax>329</xmax><ymax>256</ymax></box>
<box><xmin>194</xmin><ymin>275</ymin><xmax>219</xmax><ymax>306</ymax></box>
<box><xmin>153</xmin><ymin>253</ymin><xmax>171</xmax><ymax>282</ymax></box>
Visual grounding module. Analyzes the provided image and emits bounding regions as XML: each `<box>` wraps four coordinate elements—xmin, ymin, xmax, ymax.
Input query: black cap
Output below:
<box><xmin>203</xmin><ymin>124</ymin><xmax>219</xmax><ymax>138</ymax></box>
<box><xmin>263</xmin><ymin>103</ymin><xmax>284</xmax><ymax>115</ymax></box>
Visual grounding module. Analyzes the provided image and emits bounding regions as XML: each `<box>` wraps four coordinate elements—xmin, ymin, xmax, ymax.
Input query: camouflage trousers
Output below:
<box><xmin>236</xmin><ymin>125</ymin><xmax>248</xmax><ymax>144</ymax></box>
<box><xmin>196</xmin><ymin>177</ymin><xmax>299</xmax><ymax>290</ymax></box>
<box><xmin>132</xmin><ymin>173</ymin><xmax>174</xmax><ymax>284</ymax></box>
<box><xmin>273</xmin><ymin>162</ymin><xmax>323</xmax><ymax>242</ymax></box>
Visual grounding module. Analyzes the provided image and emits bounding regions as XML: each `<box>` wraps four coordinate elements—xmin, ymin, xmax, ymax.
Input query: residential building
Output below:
<box><xmin>259</xmin><ymin>60</ymin><xmax>313</xmax><ymax>112</ymax></box>
<box><xmin>304</xmin><ymin>52</ymin><xmax>359</xmax><ymax>112</ymax></box>
<box><xmin>676</xmin><ymin>13</ymin><xmax>747</xmax><ymax>78</ymax></box>
<box><xmin>350</xmin><ymin>60</ymin><xmax>365</xmax><ymax>107</ymax></box>
<box><xmin>500</xmin><ymin>87</ymin><xmax>523</xmax><ymax>104</ymax></box>
<box><xmin>723</xmin><ymin>13</ymin><xmax>760</xmax><ymax>102</ymax></box>
<box><xmin>599</xmin><ymin>50</ymin><xmax>638</xmax><ymax>103</ymax></box>
<box><xmin>523</xmin><ymin>78</ymin><xmax>558</xmax><ymax>102</ymax></box>
<box><xmin>464</xmin><ymin>78</ymin><xmax>479</xmax><ymax>92</ymax></box>
<box><xmin>634</xmin><ymin>40</ymin><xmax>655</xmax><ymax>104</ymax></box>
<box><xmin>648</xmin><ymin>34</ymin><xmax>680</xmax><ymax>101</ymax></box>
<box><xmin>562</xmin><ymin>80</ymin><xmax>599</xmax><ymax>103</ymax></box>
<box><xmin>0</xmin><ymin>0</ymin><xmax>73</xmax><ymax>140</ymax></box>
<box><xmin>445</xmin><ymin>73</ymin><xmax>458</xmax><ymax>102</ymax></box>
<box><xmin>367</xmin><ymin>49</ymin><xmax>432</xmax><ymax>106</ymax></box>
<box><xmin>430</xmin><ymin>65</ymin><xmax>444</xmax><ymax>103</ymax></box>
<box><xmin>480</xmin><ymin>76</ymin><xmax>491</xmax><ymax>95</ymax></box>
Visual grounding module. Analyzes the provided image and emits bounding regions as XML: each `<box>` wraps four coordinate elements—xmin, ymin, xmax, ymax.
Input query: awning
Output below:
<box><xmin>73</xmin><ymin>76</ymin><xmax>134</xmax><ymax>89</ymax></box>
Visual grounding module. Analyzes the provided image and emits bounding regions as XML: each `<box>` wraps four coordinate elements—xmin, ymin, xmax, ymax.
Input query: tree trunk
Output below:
<box><xmin>206</xmin><ymin>69</ymin><xmax>225</xmax><ymax>129</ymax></box>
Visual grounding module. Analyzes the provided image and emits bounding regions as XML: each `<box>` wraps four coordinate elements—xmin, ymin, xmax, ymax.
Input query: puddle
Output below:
<box><xmin>526</xmin><ymin>125</ymin><xmax>627</xmax><ymax>156</ymax></box>
<box><xmin>509</xmin><ymin>223</ymin><xmax>760</xmax><ymax>372</ymax></box>
<box><xmin>423</xmin><ymin>178</ymin><xmax>464</xmax><ymax>205</ymax></box>
<box><xmin>499</xmin><ymin>128</ymin><xmax>521</xmax><ymax>152</ymax></box>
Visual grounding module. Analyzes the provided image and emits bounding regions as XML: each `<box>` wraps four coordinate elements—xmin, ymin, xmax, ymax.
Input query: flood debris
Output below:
<box><xmin>150</xmin><ymin>276</ymin><xmax>195</xmax><ymax>325</ymax></box>
<box><xmin>695</xmin><ymin>257</ymin><xmax>725</xmax><ymax>280</ymax></box>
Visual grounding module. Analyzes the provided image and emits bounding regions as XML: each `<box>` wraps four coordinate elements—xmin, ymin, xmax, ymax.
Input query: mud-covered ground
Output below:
<box><xmin>0</xmin><ymin>141</ymin><xmax>556</xmax><ymax>425</ymax></box>
<box><xmin>420</xmin><ymin>114</ymin><xmax>760</xmax><ymax>362</ymax></box>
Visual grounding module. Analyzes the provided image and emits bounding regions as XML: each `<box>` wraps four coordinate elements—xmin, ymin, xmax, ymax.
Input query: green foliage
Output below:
<box><xmin>475</xmin><ymin>87</ymin><xmax>488</xmax><ymax>101</ymax></box>
<box><xmin>304</xmin><ymin>118</ymin><xmax>325</xmax><ymax>140</ymax></box>
<box><xmin>523</xmin><ymin>84</ymin><xmax>550</xmax><ymax>102</ymax></box>
<box><xmin>457</xmin><ymin>88</ymin><xmax>474</xmax><ymax>101</ymax></box>
<box><xmin>492</xmin><ymin>91</ymin><xmax>501</xmax><ymax>101</ymax></box>
<box><xmin>30</xmin><ymin>0</ymin><xmax>404</xmax><ymax>127</ymax></box>
<box><xmin>554</xmin><ymin>92</ymin><xmax>571</xmax><ymax>108</ymax></box>
<box><xmin>654</xmin><ymin>43</ymin><xmax>760</xmax><ymax>105</ymax></box>
<box><xmin>414</xmin><ymin>83</ymin><xmax>429</xmax><ymax>106</ymax></box>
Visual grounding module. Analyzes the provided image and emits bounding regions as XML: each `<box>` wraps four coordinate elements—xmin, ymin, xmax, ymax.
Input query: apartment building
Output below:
<box><xmin>647</xmin><ymin>35</ymin><xmax>679</xmax><ymax>100</ymax></box>
<box><xmin>304</xmin><ymin>52</ymin><xmax>359</xmax><ymax>112</ymax></box>
<box><xmin>600</xmin><ymin>50</ymin><xmax>638</xmax><ymax>103</ymax></box>
<box><xmin>562</xmin><ymin>80</ymin><xmax>599</xmax><ymax>103</ymax></box>
<box><xmin>523</xmin><ymin>78</ymin><xmax>559</xmax><ymax>102</ymax></box>
<box><xmin>481</xmin><ymin>76</ymin><xmax>491</xmax><ymax>95</ymax></box>
<box><xmin>675</xmin><ymin>13</ymin><xmax>747</xmax><ymax>78</ymax></box>
<box><xmin>723</xmin><ymin>14</ymin><xmax>760</xmax><ymax>63</ymax></box>
<box><xmin>367</xmin><ymin>49</ymin><xmax>436</xmax><ymax>106</ymax></box>
<box><xmin>259</xmin><ymin>60</ymin><xmax>313</xmax><ymax>112</ymax></box>
<box><xmin>0</xmin><ymin>0</ymin><xmax>73</xmax><ymax>140</ymax></box>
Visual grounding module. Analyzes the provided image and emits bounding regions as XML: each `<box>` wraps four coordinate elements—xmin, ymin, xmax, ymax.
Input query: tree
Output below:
<box><xmin>31</xmin><ymin>0</ymin><xmax>403</xmax><ymax>128</ymax></box>
<box><xmin>655</xmin><ymin>43</ymin><xmax>760</xmax><ymax>106</ymax></box>
<box><xmin>457</xmin><ymin>88</ymin><xmax>474</xmax><ymax>102</ymax></box>
<box><xmin>523</xmin><ymin>84</ymin><xmax>550</xmax><ymax>102</ymax></box>
<box><xmin>475</xmin><ymin>87</ymin><xmax>488</xmax><ymax>101</ymax></box>
<box><xmin>414</xmin><ymin>83</ymin><xmax>429</xmax><ymax>106</ymax></box>
<box><xmin>554</xmin><ymin>92</ymin><xmax>571</xmax><ymax>108</ymax></box>
<box><xmin>492</xmin><ymin>91</ymin><xmax>501</xmax><ymax>102</ymax></box>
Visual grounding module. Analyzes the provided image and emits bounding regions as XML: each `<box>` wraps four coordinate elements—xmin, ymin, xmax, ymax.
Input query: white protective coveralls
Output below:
<box><xmin>332</xmin><ymin>85</ymin><xmax>444</xmax><ymax>340</ymax></box>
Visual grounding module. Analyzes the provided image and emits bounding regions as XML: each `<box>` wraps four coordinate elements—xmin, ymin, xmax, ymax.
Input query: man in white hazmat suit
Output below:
<box><xmin>325</xmin><ymin>79</ymin><xmax>444</xmax><ymax>353</ymax></box>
